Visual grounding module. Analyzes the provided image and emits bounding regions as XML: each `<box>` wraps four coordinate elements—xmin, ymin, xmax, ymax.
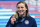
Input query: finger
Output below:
<box><xmin>12</xmin><ymin>18</ymin><xmax>16</xmax><ymax>21</ymax></box>
<box><xmin>12</xmin><ymin>16</ymin><xmax>16</xmax><ymax>19</ymax></box>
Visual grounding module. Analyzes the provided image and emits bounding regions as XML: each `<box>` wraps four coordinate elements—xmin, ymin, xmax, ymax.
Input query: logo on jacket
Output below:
<box><xmin>25</xmin><ymin>20</ymin><xmax>29</xmax><ymax>24</ymax></box>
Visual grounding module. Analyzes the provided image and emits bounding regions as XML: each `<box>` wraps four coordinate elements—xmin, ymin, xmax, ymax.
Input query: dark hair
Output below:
<box><xmin>16</xmin><ymin>1</ymin><xmax>29</xmax><ymax>17</ymax></box>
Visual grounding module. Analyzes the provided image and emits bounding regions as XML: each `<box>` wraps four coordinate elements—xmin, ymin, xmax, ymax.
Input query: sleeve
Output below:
<box><xmin>32</xmin><ymin>18</ymin><xmax>37</xmax><ymax>27</ymax></box>
<box><xmin>6</xmin><ymin>16</ymin><xmax>14</xmax><ymax>27</ymax></box>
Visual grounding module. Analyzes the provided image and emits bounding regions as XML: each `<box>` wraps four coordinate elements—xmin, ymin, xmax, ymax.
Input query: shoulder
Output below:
<box><xmin>29</xmin><ymin>16</ymin><xmax>36</xmax><ymax>22</ymax></box>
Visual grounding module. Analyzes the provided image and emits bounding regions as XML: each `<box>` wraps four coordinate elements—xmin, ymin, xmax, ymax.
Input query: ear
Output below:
<box><xmin>24</xmin><ymin>8</ymin><xmax>27</xmax><ymax>10</ymax></box>
<box><xmin>26</xmin><ymin>9</ymin><xmax>27</xmax><ymax>10</ymax></box>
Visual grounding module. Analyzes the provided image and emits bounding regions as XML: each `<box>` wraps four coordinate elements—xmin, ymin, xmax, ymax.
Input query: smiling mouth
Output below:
<box><xmin>19</xmin><ymin>11</ymin><xmax>22</xmax><ymax>13</ymax></box>
<box><xmin>18</xmin><ymin>10</ymin><xmax>24</xmax><ymax>12</ymax></box>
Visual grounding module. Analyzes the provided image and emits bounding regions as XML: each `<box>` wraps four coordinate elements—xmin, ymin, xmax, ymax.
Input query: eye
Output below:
<box><xmin>21</xmin><ymin>7</ymin><xmax>24</xmax><ymax>8</ymax></box>
<box><xmin>17</xmin><ymin>7</ymin><xmax>20</xmax><ymax>9</ymax></box>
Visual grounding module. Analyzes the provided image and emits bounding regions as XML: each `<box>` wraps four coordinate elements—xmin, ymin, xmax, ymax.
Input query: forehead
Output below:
<box><xmin>17</xmin><ymin>3</ymin><xmax>25</xmax><ymax>7</ymax></box>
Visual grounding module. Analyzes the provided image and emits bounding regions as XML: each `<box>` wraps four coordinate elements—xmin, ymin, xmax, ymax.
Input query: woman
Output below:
<box><xmin>6</xmin><ymin>1</ymin><xmax>37</xmax><ymax>27</ymax></box>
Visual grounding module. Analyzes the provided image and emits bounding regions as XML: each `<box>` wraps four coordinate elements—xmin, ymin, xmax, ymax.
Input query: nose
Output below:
<box><xmin>19</xmin><ymin>8</ymin><xmax>22</xmax><ymax>10</ymax></box>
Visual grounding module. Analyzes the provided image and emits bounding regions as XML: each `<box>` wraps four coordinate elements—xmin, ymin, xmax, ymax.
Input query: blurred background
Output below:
<box><xmin>0</xmin><ymin>0</ymin><xmax>40</xmax><ymax>27</ymax></box>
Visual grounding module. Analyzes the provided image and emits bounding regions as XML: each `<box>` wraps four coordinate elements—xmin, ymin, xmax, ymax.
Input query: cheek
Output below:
<box><xmin>23</xmin><ymin>11</ymin><xmax>26</xmax><ymax>13</ymax></box>
<box><xmin>22</xmin><ymin>8</ymin><xmax>27</xmax><ymax>11</ymax></box>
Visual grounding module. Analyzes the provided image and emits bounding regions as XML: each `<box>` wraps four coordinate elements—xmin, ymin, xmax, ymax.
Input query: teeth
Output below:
<box><xmin>19</xmin><ymin>10</ymin><xmax>24</xmax><ymax>12</ymax></box>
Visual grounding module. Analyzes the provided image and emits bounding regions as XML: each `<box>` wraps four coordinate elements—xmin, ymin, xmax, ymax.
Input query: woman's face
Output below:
<box><xmin>17</xmin><ymin>3</ymin><xmax>27</xmax><ymax>16</ymax></box>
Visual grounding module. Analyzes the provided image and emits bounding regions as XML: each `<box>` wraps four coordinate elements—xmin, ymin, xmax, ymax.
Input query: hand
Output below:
<box><xmin>11</xmin><ymin>16</ymin><xmax>16</xmax><ymax>24</ymax></box>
